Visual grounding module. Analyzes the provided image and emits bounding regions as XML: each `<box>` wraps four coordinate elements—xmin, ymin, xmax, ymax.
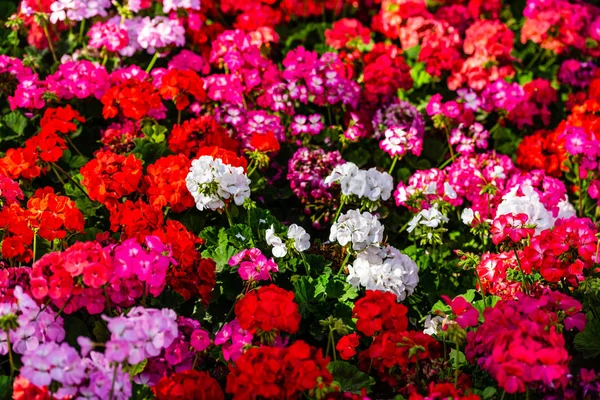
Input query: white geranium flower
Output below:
<box><xmin>287</xmin><ymin>224</ymin><xmax>310</xmax><ymax>252</ymax></box>
<box><xmin>329</xmin><ymin>210</ymin><xmax>384</xmax><ymax>251</ymax></box>
<box><xmin>461</xmin><ymin>208</ymin><xmax>475</xmax><ymax>225</ymax></box>
<box><xmin>496</xmin><ymin>184</ymin><xmax>553</xmax><ymax>233</ymax></box>
<box><xmin>424</xmin><ymin>315</ymin><xmax>445</xmax><ymax>336</ymax></box>
<box><xmin>186</xmin><ymin>156</ymin><xmax>251</xmax><ymax>211</ymax></box>
<box><xmin>346</xmin><ymin>245</ymin><xmax>419</xmax><ymax>301</ymax></box>
<box><xmin>325</xmin><ymin>163</ymin><xmax>393</xmax><ymax>202</ymax></box>
<box><xmin>407</xmin><ymin>204</ymin><xmax>449</xmax><ymax>233</ymax></box>
<box><xmin>266</xmin><ymin>225</ymin><xmax>287</xmax><ymax>258</ymax></box>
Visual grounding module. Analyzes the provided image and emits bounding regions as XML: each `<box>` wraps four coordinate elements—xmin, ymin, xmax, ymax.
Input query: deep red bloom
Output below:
<box><xmin>81</xmin><ymin>150</ymin><xmax>143</xmax><ymax>207</ymax></box>
<box><xmin>154</xmin><ymin>370</ymin><xmax>224</xmax><ymax>400</ymax></box>
<box><xmin>24</xmin><ymin>131</ymin><xmax>67</xmax><ymax>163</ymax></box>
<box><xmin>40</xmin><ymin>105</ymin><xmax>86</xmax><ymax>136</ymax></box>
<box><xmin>142</xmin><ymin>154</ymin><xmax>195</xmax><ymax>212</ymax></box>
<box><xmin>27</xmin><ymin>187</ymin><xmax>85</xmax><ymax>241</ymax></box>
<box><xmin>226</xmin><ymin>341</ymin><xmax>332</xmax><ymax>400</ymax></box>
<box><xmin>109</xmin><ymin>199</ymin><xmax>164</xmax><ymax>242</ymax></box>
<box><xmin>168</xmin><ymin>116</ymin><xmax>239</xmax><ymax>158</ymax></box>
<box><xmin>235</xmin><ymin>284</ymin><xmax>301</xmax><ymax>334</ymax></box>
<box><xmin>101</xmin><ymin>78</ymin><xmax>163</xmax><ymax>120</ymax></box>
<box><xmin>353</xmin><ymin>290</ymin><xmax>408</xmax><ymax>337</ymax></box>
<box><xmin>336</xmin><ymin>333</ymin><xmax>360</xmax><ymax>360</ymax></box>
<box><xmin>249</xmin><ymin>131</ymin><xmax>280</xmax><ymax>153</ymax></box>
<box><xmin>158</xmin><ymin>69</ymin><xmax>207</xmax><ymax>111</ymax></box>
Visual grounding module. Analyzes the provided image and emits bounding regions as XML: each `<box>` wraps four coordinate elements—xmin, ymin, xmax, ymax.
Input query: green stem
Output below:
<box><xmin>388</xmin><ymin>156</ymin><xmax>398</xmax><ymax>175</ymax></box>
<box><xmin>333</xmin><ymin>196</ymin><xmax>346</xmax><ymax>223</ymax></box>
<box><xmin>192</xmin><ymin>353</ymin><xmax>199</xmax><ymax>370</ymax></box>
<box><xmin>439</xmin><ymin>151</ymin><xmax>458</xmax><ymax>169</ymax></box>
<box><xmin>444</xmin><ymin>127</ymin><xmax>455</xmax><ymax>158</ymax></box>
<box><xmin>300</xmin><ymin>252</ymin><xmax>311</xmax><ymax>276</ymax></box>
<box><xmin>42</xmin><ymin>21</ymin><xmax>58</xmax><ymax>63</ymax></box>
<box><xmin>224</xmin><ymin>206</ymin><xmax>234</xmax><ymax>227</ymax></box>
<box><xmin>513</xmin><ymin>249</ymin><xmax>529</xmax><ymax>295</ymax></box>
<box><xmin>65</xmin><ymin>134</ymin><xmax>85</xmax><ymax>157</ymax></box>
<box><xmin>145</xmin><ymin>52</ymin><xmax>160</xmax><ymax>73</ymax></box>
<box><xmin>247</xmin><ymin>162</ymin><xmax>257</xmax><ymax>178</ymax></box>
<box><xmin>51</xmin><ymin>163</ymin><xmax>93</xmax><ymax>203</ymax></box>
<box><xmin>6</xmin><ymin>334</ymin><xmax>15</xmax><ymax>381</ymax></box>
<box><xmin>108</xmin><ymin>363</ymin><xmax>118</xmax><ymax>400</ymax></box>
<box><xmin>329</xmin><ymin>328</ymin><xmax>337</xmax><ymax>361</ymax></box>
<box><xmin>337</xmin><ymin>251</ymin><xmax>351</xmax><ymax>276</ymax></box>
<box><xmin>177</xmin><ymin>109</ymin><xmax>182</xmax><ymax>125</ymax></box>
<box><xmin>454</xmin><ymin>341</ymin><xmax>459</xmax><ymax>387</ymax></box>
<box><xmin>79</xmin><ymin>19</ymin><xmax>86</xmax><ymax>43</ymax></box>
<box><xmin>32</xmin><ymin>230</ymin><xmax>37</xmax><ymax>263</ymax></box>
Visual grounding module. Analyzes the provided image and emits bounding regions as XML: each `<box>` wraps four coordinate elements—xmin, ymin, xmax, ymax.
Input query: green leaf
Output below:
<box><xmin>93</xmin><ymin>320</ymin><xmax>110</xmax><ymax>342</ymax></box>
<box><xmin>2</xmin><ymin>111</ymin><xmax>28</xmax><ymax>137</ymax></box>
<box><xmin>0</xmin><ymin>375</ymin><xmax>11</xmax><ymax>400</ymax></box>
<box><xmin>127</xmin><ymin>359</ymin><xmax>148</xmax><ymax>378</ymax></box>
<box><xmin>293</xmin><ymin>276</ymin><xmax>316</xmax><ymax>316</ymax></box>
<box><xmin>574</xmin><ymin>315</ymin><xmax>600</xmax><ymax>359</ymax></box>
<box><xmin>327</xmin><ymin>361</ymin><xmax>375</xmax><ymax>394</ymax></box>
<box><xmin>449</xmin><ymin>349</ymin><xmax>467</xmax><ymax>366</ymax></box>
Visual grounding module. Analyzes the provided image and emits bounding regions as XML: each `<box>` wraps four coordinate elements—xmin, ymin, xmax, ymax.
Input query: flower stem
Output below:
<box><xmin>575</xmin><ymin>160</ymin><xmax>584</xmax><ymax>217</ymax></box>
<box><xmin>108</xmin><ymin>363</ymin><xmax>118</xmax><ymax>400</ymax></box>
<box><xmin>337</xmin><ymin>251</ymin><xmax>351</xmax><ymax>276</ymax></box>
<box><xmin>42</xmin><ymin>21</ymin><xmax>58</xmax><ymax>63</ymax></box>
<box><xmin>444</xmin><ymin>127</ymin><xmax>455</xmax><ymax>158</ymax></box>
<box><xmin>224</xmin><ymin>206</ymin><xmax>234</xmax><ymax>227</ymax></box>
<box><xmin>51</xmin><ymin>163</ymin><xmax>94</xmax><ymax>203</ymax></box>
<box><xmin>513</xmin><ymin>249</ymin><xmax>529</xmax><ymax>295</ymax></box>
<box><xmin>145</xmin><ymin>52</ymin><xmax>160</xmax><ymax>73</ymax></box>
<box><xmin>78</xmin><ymin>19</ymin><xmax>86</xmax><ymax>43</ymax></box>
<box><xmin>388</xmin><ymin>156</ymin><xmax>398</xmax><ymax>175</ymax></box>
<box><xmin>32</xmin><ymin>231</ymin><xmax>37</xmax><ymax>263</ymax></box>
<box><xmin>333</xmin><ymin>196</ymin><xmax>346</xmax><ymax>223</ymax></box>
<box><xmin>328</xmin><ymin>327</ymin><xmax>337</xmax><ymax>361</ymax></box>
<box><xmin>6</xmin><ymin>334</ymin><xmax>15</xmax><ymax>381</ymax></box>
<box><xmin>65</xmin><ymin>134</ymin><xmax>85</xmax><ymax>157</ymax></box>
<box><xmin>300</xmin><ymin>252</ymin><xmax>311</xmax><ymax>276</ymax></box>
<box><xmin>454</xmin><ymin>341</ymin><xmax>459</xmax><ymax>387</ymax></box>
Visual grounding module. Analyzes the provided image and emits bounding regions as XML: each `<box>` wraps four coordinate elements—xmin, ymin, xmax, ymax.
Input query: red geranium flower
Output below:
<box><xmin>154</xmin><ymin>370</ymin><xmax>224</xmax><ymax>400</ymax></box>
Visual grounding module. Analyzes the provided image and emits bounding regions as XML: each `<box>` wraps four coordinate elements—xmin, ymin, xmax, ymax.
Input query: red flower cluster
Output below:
<box><xmin>362</xmin><ymin>43</ymin><xmax>413</xmax><ymax>110</ymax></box>
<box><xmin>40</xmin><ymin>105</ymin><xmax>86</xmax><ymax>136</ymax></box>
<box><xmin>516</xmin><ymin>129</ymin><xmax>568</xmax><ymax>178</ymax></box>
<box><xmin>522</xmin><ymin>217</ymin><xmax>598</xmax><ymax>283</ymax></box>
<box><xmin>0</xmin><ymin>130</ymin><xmax>67</xmax><ymax>180</ymax></box>
<box><xmin>101</xmin><ymin>78</ymin><xmax>163</xmax><ymax>120</ymax></box>
<box><xmin>409</xmin><ymin>382</ymin><xmax>480</xmax><ymax>400</ymax></box>
<box><xmin>12</xmin><ymin>377</ymin><xmax>50</xmax><ymax>400</ymax></box>
<box><xmin>352</xmin><ymin>290</ymin><xmax>408</xmax><ymax>336</ymax></box>
<box><xmin>27</xmin><ymin>187</ymin><xmax>85</xmax><ymax>242</ymax></box>
<box><xmin>226</xmin><ymin>340</ymin><xmax>332</xmax><ymax>400</ymax></box>
<box><xmin>109</xmin><ymin>199</ymin><xmax>164</xmax><ymax>242</ymax></box>
<box><xmin>476</xmin><ymin>252</ymin><xmax>522</xmax><ymax>299</ymax></box>
<box><xmin>142</xmin><ymin>154</ymin><xmax>195</xmax><ymax>212</ymax></box>
<box><xmin>0</xmin><ymin>204</ymin><xmax>34</xmax><ymax>261</ymax></box>
<box><xmin>168</xmin><ymin>116</ymin><xmax>239</xmax><ymax>158</ymax></box>
<box><xmin>364</xmin><ymin>330</ymin><xmax>441</xmax><ymax>387</ymax></box>
<box><xmin>325</xmin><ymin>18</ymin><xmax>371</xmax><ymax>52</ymax></box>
<box><xmin>235</xmin><ymin>284</ymin><xmax>301</xmax><ymax>335</ymax></box>
<box><xmin>336</xmin><ymin>333</ymin><xmax>360</xmax><ymax>360</ymax></box>
<box><xmin>81</xmin><ymin>150</ymin><xmax>143</xmax><ymax>207</ymax></box>
<box><xmin>249</xmin><ymin>131</ymin><xmax>280</xmax><ymax>153</ymax></box>
<box><xmin>158</xmin><ymin>69</ymin><xmax>207</xmax><ymax>110</ymax></box>
<box><xmin>154</xmin><ymin>370</ymin><xmax>224</xmax><ymax>400</ymax></box>
<box><xmin>466</xmin><ymin>290</ymin><xmax>585</xmax><ymax>394</ymax></box>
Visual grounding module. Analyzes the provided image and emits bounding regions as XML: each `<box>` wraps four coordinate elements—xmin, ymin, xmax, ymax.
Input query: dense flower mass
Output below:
<box><xmin>2</xmin><ymin>1</ymin><xmax>600</xmax><ymax>399</ymax></box>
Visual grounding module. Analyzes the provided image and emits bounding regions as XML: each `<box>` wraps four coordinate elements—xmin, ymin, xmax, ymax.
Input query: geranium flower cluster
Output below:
<box><xmin>30</xmin><ymin>236</ymin><xmax>173</xmax><ymax>314</ymax></box>
<box><xmin>466</xmin><ymin>290</ymin><xmax>586</xmax><ymax>394</ymax></box>
<box><xmin>325</xmin><ymin>162</ymin><xmax>393</xmax><ymax>203</ymax></box>
<box><xmin>329</xmin><ymin>209</ymin><xmax>384</xmax><ymax>251</ymax></box>
<box><xmin>185</xmin><ymin>152</ymin><xmax>251</xmax><ymax>211</ymax></box>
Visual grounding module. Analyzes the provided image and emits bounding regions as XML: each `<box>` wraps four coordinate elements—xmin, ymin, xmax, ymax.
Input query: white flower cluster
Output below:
<box><xmin>324</xmin><ymin>162</ymin><xmax>393</xmax><ymax>202</ymax></box>
<box><xmin>496</xmin><ymin>185</ymin><xmax>556</xmax><ymax>234</ymax></box>
<box><xmin>407</xmin><ymin>204</ymin><xmax>449</xmax><ymax>233</ymax></box>
<box><xmin>266</xmin><ymin>224</ymin><xmax>311</xmax><ymax>258</ymax></box>
<box><xmin>329</xmin><ymin>209</ymin><xmax>384</xmax><ymax>251</ymax></box>
<box><xmin>347</xmin><ymin>245</ymin><xmax>419</xmax><ymax>301</ymax></box>
<box><xmin>186</xmin><ymin>156</ymin><xmax>251</xmax><ymax>211</ymax></box>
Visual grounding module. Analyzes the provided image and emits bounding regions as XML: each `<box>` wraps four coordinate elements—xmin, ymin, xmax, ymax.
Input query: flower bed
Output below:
<box><xmin>0</xmin><ymin>0</ymin><xmax>600</xmax><ymax>399</ymax></box>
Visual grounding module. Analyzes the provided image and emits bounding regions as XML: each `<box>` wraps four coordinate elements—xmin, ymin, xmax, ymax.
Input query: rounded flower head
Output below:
<box><xmin>330</xmin><ymin>210</ymin><xmax>384</xmax><ymax>251</ymax></box>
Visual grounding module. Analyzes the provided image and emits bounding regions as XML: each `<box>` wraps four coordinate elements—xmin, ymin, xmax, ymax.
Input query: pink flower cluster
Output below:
<box><xmin>229</xmin><ymin>248</ymin><xmax>279</xmax><ymax>281</ymax></box>
<box><xmin>466</xmin><ymin>290</ymin><xmax>586</xmax><ymax>394</ymax></box>
<box><xmin>214</xmin><ymin>318</ymin><xmax>253</xmax><ymax>362</ymax></box>
<box><xmin>394</xmin><ymin>168</ymin><xmax>461</xmax><ymax>212</ymax></box>
<box><xmin>30</xmin><ymin>236</ymin><xmax>173</xmax><ymax>314</ymax></box>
